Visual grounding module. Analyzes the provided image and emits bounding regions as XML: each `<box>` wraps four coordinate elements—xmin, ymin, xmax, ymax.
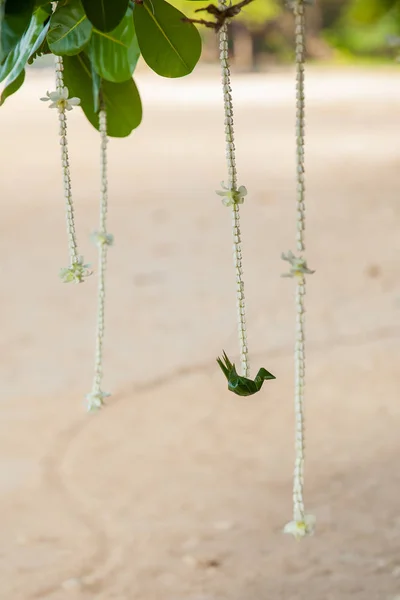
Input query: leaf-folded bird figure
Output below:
<box><xmin>217</xmin><ymin>351</ymin><xmax>276</xmax><ymax>396</ymax></box>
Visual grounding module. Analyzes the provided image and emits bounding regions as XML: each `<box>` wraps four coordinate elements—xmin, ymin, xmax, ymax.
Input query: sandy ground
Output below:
<box><xmin>0</xmin><ymin>65</ymin><xmax>400</xmax><ymax>600</ymax></box>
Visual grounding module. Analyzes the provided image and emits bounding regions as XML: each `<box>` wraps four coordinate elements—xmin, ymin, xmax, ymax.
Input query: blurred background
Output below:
<box><xmin>1</xmin><ymin>1</ymin><xmax>400</xmax><ymax>599</ymax></box>
<box><xmin>174</xmin><ymin>0</ymin><xmax>400</xmax><ymax>68</ymax></box>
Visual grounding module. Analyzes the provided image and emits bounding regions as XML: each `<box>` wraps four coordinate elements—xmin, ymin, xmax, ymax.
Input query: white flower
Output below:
<box><xmin>281</xmin><ymin>250</ymin><xmax>315</xmax><ymax>278</ymax></box>
<box><xmin>216</xmin><ymin>182</ymin><xmax>247</xmax><ymax>207</ymax></box>
<box><xmin>86</xmin><ymin>390</ymin><xmax>111</xmax><ymax>412</ymax></box>
<box><xmin>284</xmin><ymin>514</ymin><xmax>316</xmax><ymax>540</ymax></box>
<box><xmin>59</xmin><ymin>256</ymin><xmax>92</xmax><ymax>284</ymax></box>
<box><xmin>91</xmin><ymin>231</ymin><xmax>114</xmax><ymax>247</ymax></box>
<box><xmin>41</xmin><ymin>87</ymin><xmax>80</xmax><ymax>111</ymax></box>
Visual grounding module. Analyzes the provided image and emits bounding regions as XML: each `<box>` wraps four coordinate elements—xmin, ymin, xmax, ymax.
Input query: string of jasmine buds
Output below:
<box><xmin>55</xmin><ymin>57</ymin><xmax>77</xmax><ymax>263</ymax></box>
<box><xmin>217</xmin><ymin>4</ymin><xmax>249</xmax><ymax>378</ymax></box>
<box><xmin>282</xmin><ymin>0</ymin><xmax>315</xmax><ymax>541</ymax></box>
<box><xmin>41</xmin><ymin>47</ymin><xmax>90</xmax><ymax>283</ymax></box>
<box><xmin>86</xmin><ymin>105</ymin><xmax>113</xmax><ymax>412</ymax></box>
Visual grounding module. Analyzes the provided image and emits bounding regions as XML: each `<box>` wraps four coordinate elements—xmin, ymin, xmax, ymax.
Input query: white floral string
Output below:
<box><xmin>41</xmin><ymin>54</ymin><xmax>90</xmax><ymax>283</ymax></box>
<box><xmin>282</xmin><ymin>0</ymin><xmax>315</xmax><ymax>541</ymax></box>
<box><xmin>217</xmin><ymin>5</ymin><xmax>249</xmax><ymax>377</ymax></box>
<box><xmin>86</xmin><ymin>105</ymin><xmax>113</xmax><ymax>412</ymax></box>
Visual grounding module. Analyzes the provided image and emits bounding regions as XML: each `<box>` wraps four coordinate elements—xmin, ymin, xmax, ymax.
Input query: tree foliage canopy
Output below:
<box><xmin>0</xmin><ymin>0</ymin><xmax>202</xmax><ymax>136</ymax></box>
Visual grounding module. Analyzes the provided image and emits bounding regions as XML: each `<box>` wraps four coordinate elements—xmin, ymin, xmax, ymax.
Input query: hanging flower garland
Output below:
<box><xmin>215</xmin><ymin>1</ymin><xmax>275</xmax><ymax>396</ymax></box>
<box><xmin>282</xmin><ymin>0</ymin><xmax>316</xmax><ymax>541</ymax></box>
<box><xmin>86</xmin><ymin>102</ymin><xmax>114</xmax><ymax>412</ymax></box>
<box><xmin>41</xmin><ymin>52</ymin><xmax>91</xmax><ymax>284</ymax></box>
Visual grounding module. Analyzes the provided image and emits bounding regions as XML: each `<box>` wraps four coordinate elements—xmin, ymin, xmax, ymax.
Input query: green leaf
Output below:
<box><xmin>89</xmin><ymin>7</ymin><xmax>140</xmax><ymax>82</ymax></box>
<box><xmin>0</xmin><ymin>0</ymin><xmax>34</xmax><ymax>63</ymax></box>
<box><xmin>81</xmin><ymin>0</ymin><xmax>130</xmax><ymax>32</ymax></box>
<box><xmin>91</xmin><ymin>58</ymin><xmax>100</xmax><ymax>112</ymax></box>
<box><xmin>0</xmin><ymin>67</ymin><xmax>25</xmax><ymax>105</ymax></box>
<box><xmin>62</xmin><ymin>53</ymin><xmax>142</xmax><ymax>137</ymax></box>
<box><xmin>0</xmin><ymin>7</ymin><xmax>49</xmax><ymax>85</ymax></box>
<box><xmin>4</xmin><ymin>0</ymin><xmax>34</xmax><ymax>14</ymax></box>
<box><xmin>47</xmin><ymin>0</ymin><xmax>92</xmax><ymax>56</ymax></box>
<box><xmin>133</xmin><ymin>0</ymin><xmax>201</xmax><ymax>78</ymax></box>
<box><xmin>27</xmin><ymin>33</ymin><xmax>49</xmax><ymax>63</ymax></box>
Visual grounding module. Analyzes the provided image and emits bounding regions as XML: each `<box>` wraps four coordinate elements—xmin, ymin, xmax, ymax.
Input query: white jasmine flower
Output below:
<box><xmin>284</xmin><ymin>514</ymin><xmax>316</xmax><ymax>540</ymax></box>
<box><xmin>59</xmin><ymin>256</ymin><xmax>92</xmax><ymax>284</ymax></box>
<box><xmin>91</xmin><ymin>231</ymin><xmax>114</xmax><ymax>247</ymax></box>
<box><xmin>216</xmin><ymin>182</ymin><xmax>247</xmax><ymax>207</ymax></box>
<box><xmin>281</xmin><ymin>250</ymin><xmax>315</xmax><ymax>278</ymax></box>
<box><xmin>41</xmin><ymin>87</ymin><xmax>80</xmax><ymax>111</ymax></box>
<box><xmin>86</xmin><ymin>390</ymin><xmax>111</xmax><ymax>412</ymax></box>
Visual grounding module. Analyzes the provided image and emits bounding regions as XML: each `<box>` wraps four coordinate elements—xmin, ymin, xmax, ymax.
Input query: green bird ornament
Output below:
<box><xmin>217</xmin><ymin>351</ymin><xmax>276</xmax><ymax>396</ymax></box>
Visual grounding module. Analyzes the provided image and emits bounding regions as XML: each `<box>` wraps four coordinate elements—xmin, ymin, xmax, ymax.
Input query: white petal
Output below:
<box><xmin>68</xmin><ymin>97</ymin><xmax>80</xmax><ymax>106</ymax></box>
<box><xmin>304</xmin><ymin>514</ymin><xmax>316</xmax><ymax>532</ymax></box>
<box><xmin>283</xmin><ymin>520</ymin><xmax>298</xmax><ymax>534</ymax></box>
<box><xmin>62</xmin><ymin>86</ymin><xmax>69</xmax><ymax>99</ymax></box>
<box><xmin>283</xmin><ymin>514</ymin><xmax>316</xmax><ymax>540</ymax></box>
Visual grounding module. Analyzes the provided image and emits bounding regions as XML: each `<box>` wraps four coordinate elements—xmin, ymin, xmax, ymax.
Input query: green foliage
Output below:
<box><xmin>0</xmin><ymin>0</ymin><xmax>202</xmax><ymax>136</ymax></box>
<box><xmin>346</xmin><ymin>0</ymin><xmax>399</xmax><ymax>24</ymax></box>
<box><xmin>133</xmin><ymin>0</ymin><xmax>201</xmax><ymax>77</ymax></box>
<box><xmin>170</xmin><ymin>0</ymin><xmax>281</xmax><ymax>30</ymax></box>
<box><xmin>0</xmin><ymin>7</ymin><xmax>49</xmax><ymax>86</ymax></box>
<box><xmin>63</xmin><ymin>53</ymin><xmax>142</xmax><ymax>136</ymax></box>
<box><xmin>47</xmin><ymin>0</ymin><xmax>92</xmax><ymax>55</ymax></box>
<box><xmin>81</xmin><ymin>0</ymin><xmax>130</xmax><ymax>32</ymax></box>
<box><xmin>324</xmin><ymin>0</ymin><xmax>400</xmax><ymax>58</ymax></box>
<box><xmin>324</xmin><ymin>12</ymin><xmax>399</xmax><ymax>56</ymax></box>
<box><xmin>0</xmin><ymin>0</ymin><xmax>34</xmax><ymax>63</ymax></box>
<box><xmin>89</xmin><ymin>7</ymin><xmax>140</xmax><ymax>82</ymax></box>
<box><xmin>0</xmin><ymin>67</ymin><xmax>25</xmax><ymax>106</ymax></box>
<box><xmin>231</xmin><ymin>0</ymin><xmax>280</xmax><ymax>28</ymax></box>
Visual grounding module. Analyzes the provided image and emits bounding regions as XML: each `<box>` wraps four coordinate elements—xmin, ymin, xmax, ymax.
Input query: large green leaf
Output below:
<box><xmin>0</xmin><ymin>68</ymin><xmax>25</xmax><ymax>106</ymax></box>
<box><xmin>47</xmin><ymin>0</ymin><xmax>92</xmax><ymax>56</ymax></box>
<box><xmin>62</xmin><ymin>53</ymin><xmax>142</xmax><ymax>137</ymax></box>
<box><xmin>27</xmin><ymin>34</ymin><xmax>50</xmax><ymax>63</ymax></box>
<box><xmin>89</xmin><ymin>7</ymin><xmax>140</xmax><ymax>82</ymax></box>
<box><xmin>0</xmin><ymin>0</ymin><xmax>34</xmax><ymax>63</ymax></box>
<box><xmin>81</xmin><ymin>0</ymin><xmax>130</xmax><ymax>32</ymax></box>
<box><xmin>4</xmin><ymin>0</ymin><xmax>34</xmax><ymax>15</ymax></box>
<box><xmin>90</xmin><ymin>58</ymin><xmax>101</xmax><ymax>112</ymax></box>
<box><xmin>133</xmin><ymin>0</ymin><xmax>201</xmax><ymax>78</ymax></box>
<box><xmin>0</xmin><ymin>7</ymin><xmax>49</xmax><ymax>85</ymax></box>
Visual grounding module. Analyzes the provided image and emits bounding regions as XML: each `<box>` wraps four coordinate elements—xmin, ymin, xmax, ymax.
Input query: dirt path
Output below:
<box><xmin>0</xmin><ymin>66</ymin><xmax>399</xmax><ymax>600</ymax></box>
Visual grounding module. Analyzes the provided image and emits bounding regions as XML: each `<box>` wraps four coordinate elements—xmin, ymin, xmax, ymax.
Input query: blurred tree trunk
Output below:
<box><xmin>307</xmin><ymin>2</ymin><xmax>323</xmax><ymax>35</ymax></box>
<box><xmin>201</xmin><ymin>32</ymin><xmax>219</xmax><ymax>62</ymax></box>
<box><xmin>232</xmin><ymin>24</ymin><xmax>254</xmax><ymax>71</ymax></box>
<box><xmin>306</xmin><ymin>2</ymin><xmax>333</xmax><ymax>59</ymax></box>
